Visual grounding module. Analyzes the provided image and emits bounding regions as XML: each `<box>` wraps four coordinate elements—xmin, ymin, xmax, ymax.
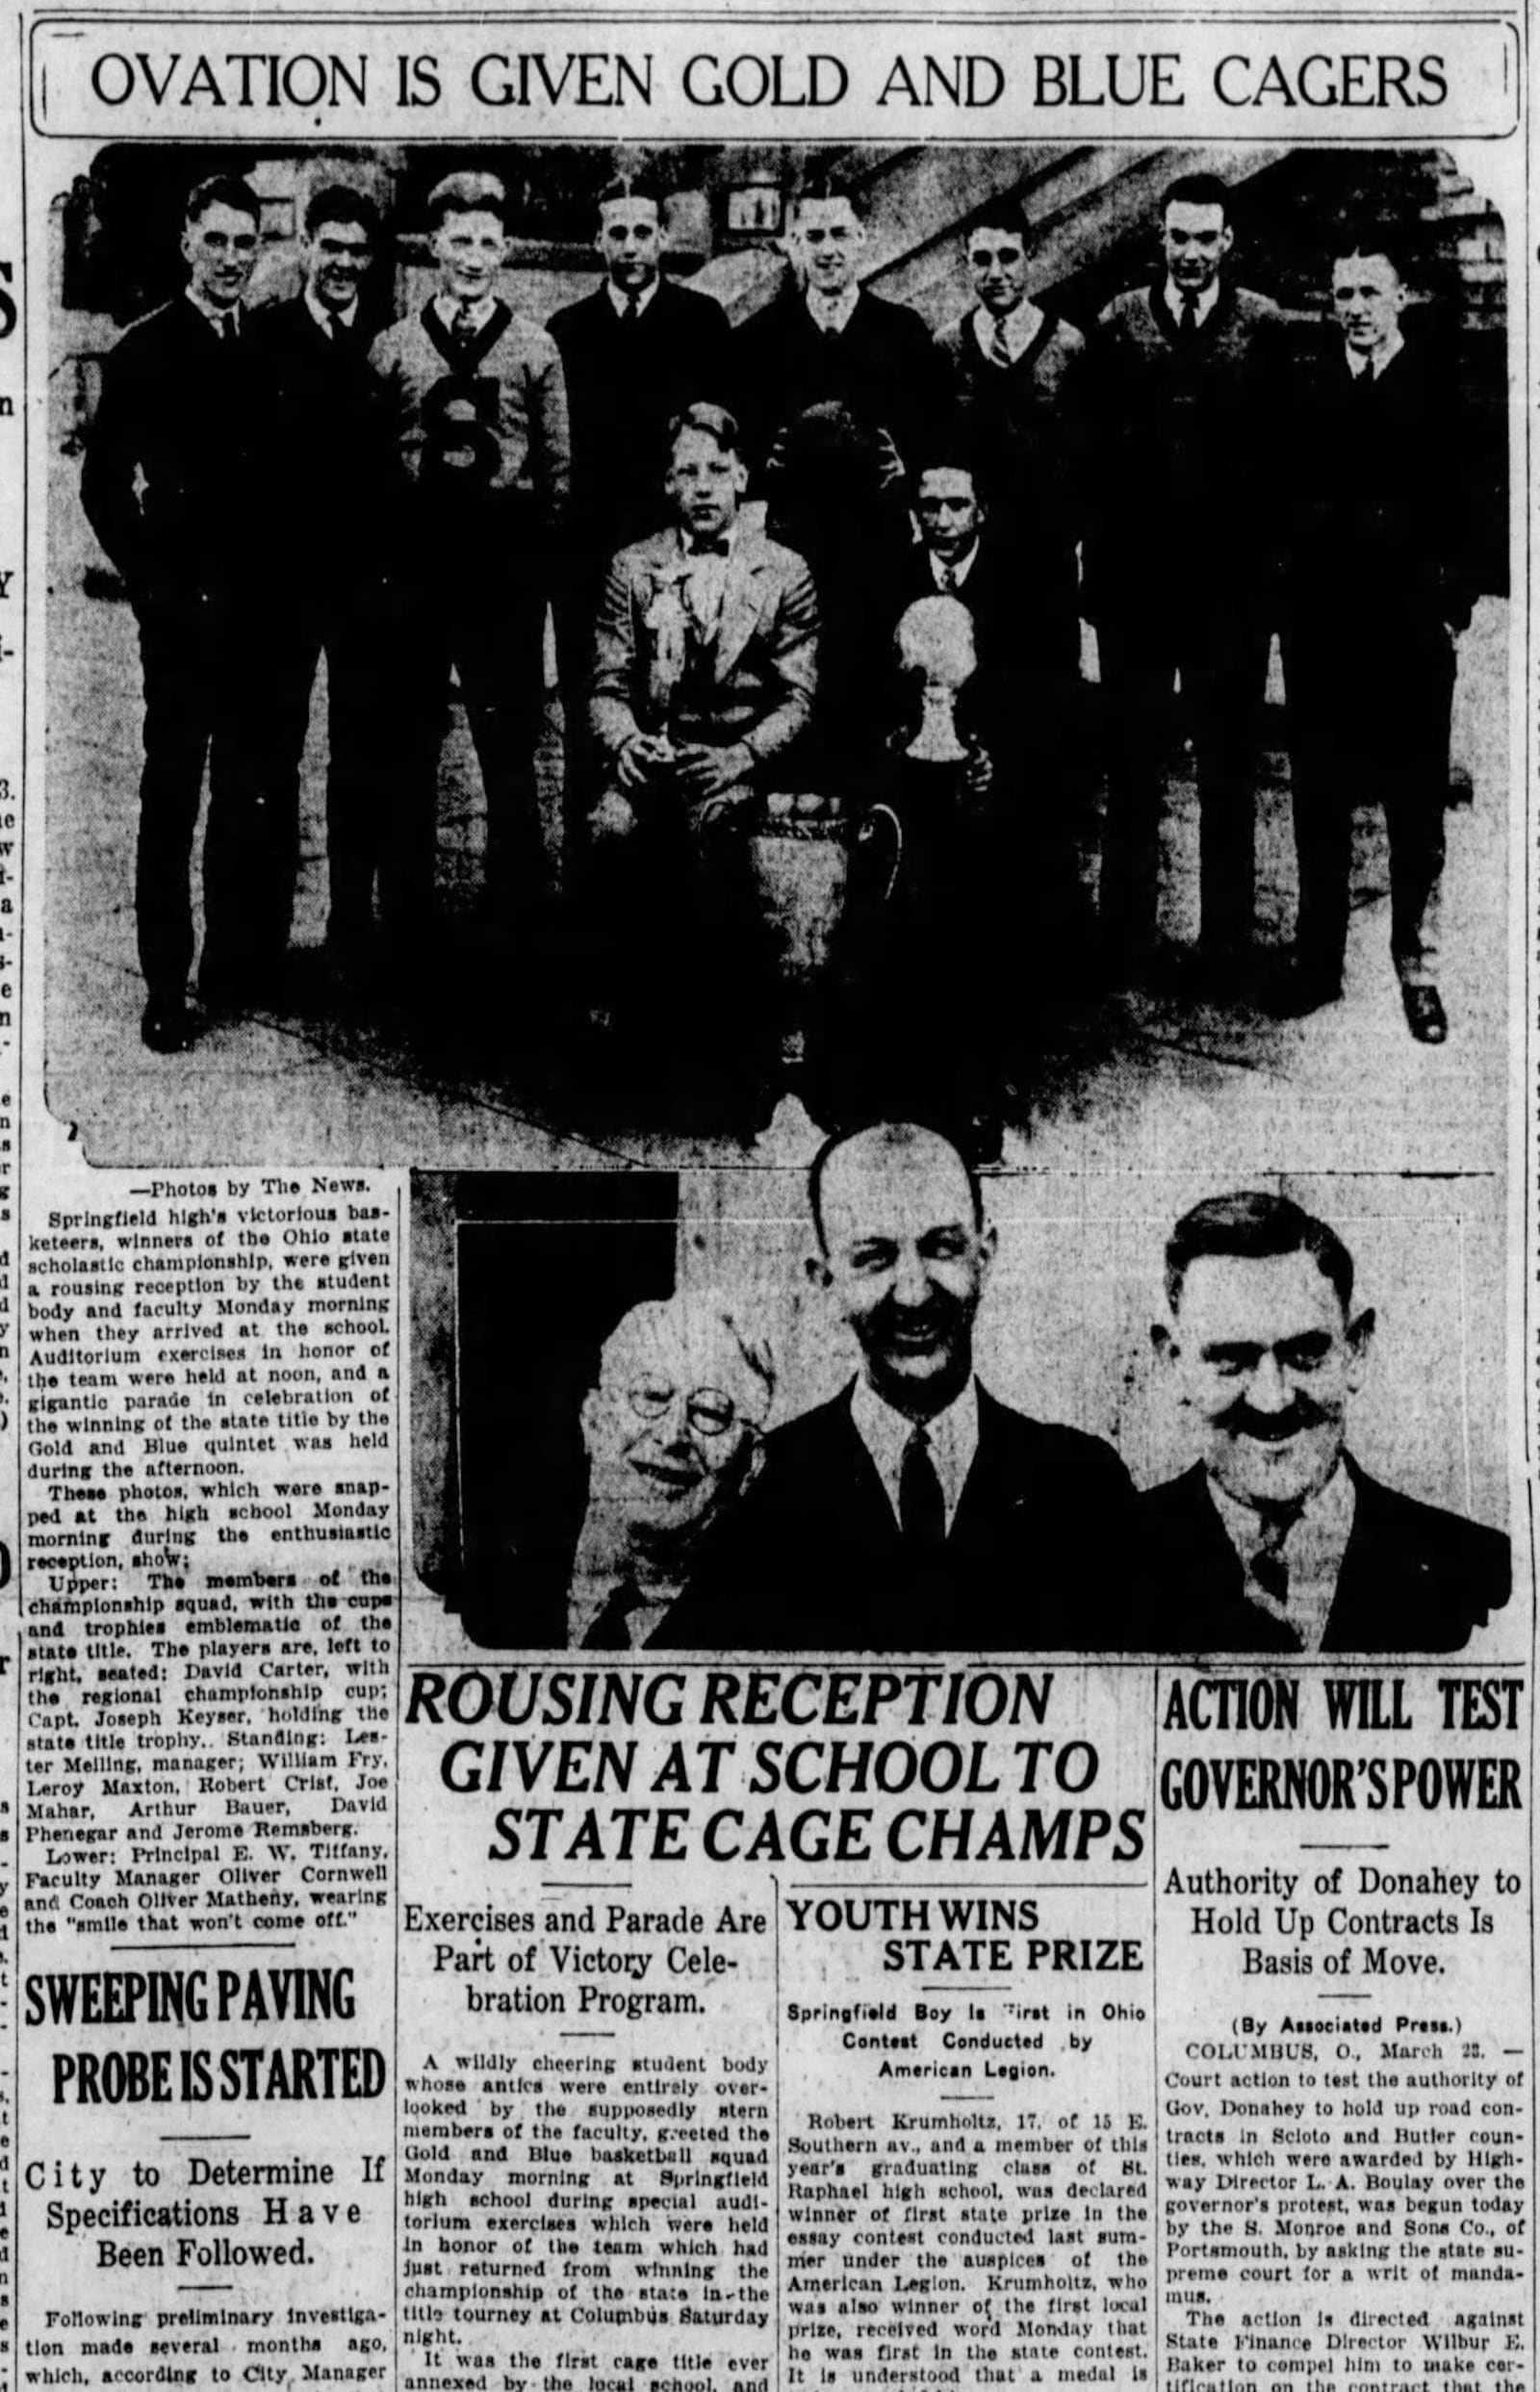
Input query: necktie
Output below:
<box><xmin>582</xmin><ymin>1579</ymin><xmax>645</xmax><ymax>1650</ymax></box>
<box><xmin>1176</xmin><ymin>295</ymin><xmax>1198</xmax><ymax>342</ymax></box>
<box><xmin>452</xmin><ymin>300</ymin><xmax>478</xmax><ymax>343</ymax></box>
<box><xmin>988</xmin><ymin>314</ymin><xmax>1013</xmax><ymax>369</ymax></box>
<box><xmin>1252</xmin><ymin>1521</ymin><xmax>1291</xmax><ymax>1606</ymax></box>
<box><xmin>622</xmin><ymin>293</ymin><xmax>641</xmax><ymax>324</ymax></box>
<box><xmin>218</xmin><ymin>309</ymin><xmax>239</xmax><ymax>345</ymax></box>
<box><xmin>687</xmin><ymin>535</ymin><xmax>732</xmax><ymax>558</ymax></box>
<box><xmin>899</xmin><ymin>1429</ymin><xmax>946</xmax><ymax>1548</ymax></box>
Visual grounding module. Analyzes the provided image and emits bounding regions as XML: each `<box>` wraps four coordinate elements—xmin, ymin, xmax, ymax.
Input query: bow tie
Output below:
<box><xmin>685</xmin><ymin>535</ymin><xmax>731</xmax><ymax>558</ymax></box>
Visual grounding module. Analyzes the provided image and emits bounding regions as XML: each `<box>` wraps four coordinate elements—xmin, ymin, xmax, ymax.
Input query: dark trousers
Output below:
<box><xmin>265</xmin><ymin>580</ymin><xmax>390</xmax><ymax>953</ymax></box>
<box><xmin>392</xmin><ymin>506</ymin><xmax>549</xmax><ymax>938</ymax></box>
<box><xmin>831</xmin><ymin>758</ymin><xmax>1002</xmax><ymax>1133</ymax></box>
<box><xmin>1284</xmin><ymin>620</ymin><xmax>1453</xmax><ymax>984</ymax></box>
<box><xmin>1097</xmin><ymin>615</ymin><xmax>1271</xmax><ymax>956</ymax></box>
<box><xmin>583</xmin><ymin>775</ymin><xmax>774</xmax><ymax>1085</ymax></box>
<box><xmin>134</xmin><ymin>594</ymin><xmax>270</xmax><ymax>1008</ymax></box>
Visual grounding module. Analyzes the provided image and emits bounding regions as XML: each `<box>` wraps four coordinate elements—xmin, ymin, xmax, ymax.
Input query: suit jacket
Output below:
<box><xmin>589</xmin><ymin>522</ymin><xmax>818</xmax><ymax>769</ymax></box>
<box><xmin>1138</xmin><ymin>1457</ymin><xmax>1510</xmax><ymax>1655</ymax></box>
<box><xmin>721</xmin><ymin>1381</ymin><xmax>1141</xmax><ymax>1651</ymax></box>
<box><xmin>549</xmin><ymin>278</ymin><xmax>737</xmax><ymax>571</ymax></box>
<box><xmin>245</xmin><ymin>295</ymin><xmax>394</xmax><ymax>587</ymax></box>
<box><xmin>82</xmin><ymin>296</ymin><xmax>274</xmax><ymax>604</ymax></box>
<box><xmin>734</xmin><ymin>275</ymin><xmax>942</xmax><ymax>479</ymax></box>
<box><xmin>894</xmin><ymin>530</ymin><xmax>1081</xmax><ymax>730</ymax></box>
<box><xmin>1281</xmin><ymin>326</ymin><xmax>1472</xmax><ymax>644</ymax></box>
<box><xmin>1081</xmin><ymin>280</ymin><xmax>1286</xmax><ymax>630</ymax></box>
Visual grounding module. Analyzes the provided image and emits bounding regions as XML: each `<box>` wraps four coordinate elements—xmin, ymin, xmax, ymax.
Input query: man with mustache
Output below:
<box><xmin>734</xmin><ymin>1121</ymin><xmax>1139</xmax><ymax>1650</ymax></box>
<box><xmin>1142</xmin><ymin>1191</ymin><xmax>1508</xmax><ymax>1652</ymax></box>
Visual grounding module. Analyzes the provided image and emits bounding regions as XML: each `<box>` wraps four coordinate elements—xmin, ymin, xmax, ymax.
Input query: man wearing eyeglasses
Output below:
<box><xmin>566</xmin><ymin>1290</ymin><xmax>776</xmax><ymax>1649</ymax></box>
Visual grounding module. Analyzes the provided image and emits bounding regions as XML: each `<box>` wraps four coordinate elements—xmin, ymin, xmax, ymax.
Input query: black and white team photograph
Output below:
<box><xmin>46</xmin><ymin>140</ymin><xmax>1509</xmax><ymax>1177</ymax></box>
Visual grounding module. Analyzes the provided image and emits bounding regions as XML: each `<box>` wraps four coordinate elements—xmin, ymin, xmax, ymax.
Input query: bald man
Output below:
<box><xmin>732</xmin><ymin>1122</ymin><xmax>1139</xmax><ymax>1650</ymax></box>
<box><xmin>566</xmin><ymin>1290</ymin><xmax>776</xmax><ymax>1649</ymax></box>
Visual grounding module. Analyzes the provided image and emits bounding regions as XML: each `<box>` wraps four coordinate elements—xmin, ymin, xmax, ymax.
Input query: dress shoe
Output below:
<box><xmin>141</xmin><ymin>999</ymin><xmax>198</xmax><ymax>1054</ymax></box>
<box><xmin>1401</xmin><ymin>983</ymin><xmax>1448</xmax><ymax>1044</ymax></box>
<box><xmin>1263</xmin><ymin>959</ymin><xmax>1343</xmax><ymax>1019</ymax></box>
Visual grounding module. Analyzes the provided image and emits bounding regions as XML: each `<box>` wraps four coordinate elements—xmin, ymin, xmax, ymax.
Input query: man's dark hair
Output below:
<box><xmin>1159</xmin><ymin>172</ymin><xmax>1233</xmax><ymax>225</ymax></box>
<box><xmin>1165</xmin><ymin>1191</ymin><xmax>1355</xmax><ymax>1318</ymax></box>
<box><xmin>1331</xmin><ymin>226</ymin><xmax>1412</xmax><ymax>281</ymax></box>
<box><xmin>808</xmin><ymin>1121</ymin><xmax>984</xmax><ymax>1252</ymax></box>
<box><xmin>185</xmin><ymin>175</ymin><xmax>261</xmax><ymax>229</ymax></box>
<box><xmin>304</xmin><ymin>184</ymin><xmax>379</xmax><ymax>242</ymax></box>
<box><xmin>964</xmin><ymin>209</ymin><xmax>1026</xmax><ymax>249</ymax></box>
<box><xmin>911</xmin><ymin>448</ymin><xmax>986</xmax><ymax>504</ymax></box>
<box><xmin>597</xmin><ymin>168</ymin><xmax>667</xmax><ymax>218</ymax></box>
<box><xmin>667</xmin><ymin>400</ymin><xmax>741</xmax><ymax>460</ymax></box>
<box><xmin>794</xmin><ymin>167</ymin><xmax>865</xmax><ymax>221</ymax></box>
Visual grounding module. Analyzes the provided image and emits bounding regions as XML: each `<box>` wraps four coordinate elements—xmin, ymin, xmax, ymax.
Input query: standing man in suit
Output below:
<box><xmin>82</xmin><ymin>174</ymin><xmax>274</xmax><ymax>1050</ymax></box>
<box><xmin>1084</xmin><ymin>174</ymin><xmax>1284</xmax><ymax>989</ymax></box>
<box><xmin>249</xmin><ymin>187</ymin><xmax>391</xmax><ymax>987</ymax></box>
<box><xmin>565</xmin><ymin>1291</ymin><xmax>776</xmax><ymax>1649</ymax></box>
<box><xmin>369</xmin><ymin>171</ymin><xmax>570</xmax><ymax>957</ymax></box>
<box><xmin>933</xmin><ymin>211</ymin><xmax>1088</xmax><ymax>665</ymax></box>
<box><xmin>1272</xmin><ymin>238</ymin><xmax>1472</xmax><ymax>1042</ymax></box>
<box><xmin>550</xmin><ymin>168</ymin><xmax>735</xmax><ymax>619</ymax></box>
<box><xmin>733</xmin><ymin>1122</ymin><xmax>1138</xmax><ymax>1650</ymax></box>
<box><xmin>1142</xmin><ymin>1190</ymin><xmax>1509</xmax><ymax>1653</ymax></box>
<box><xmin>584</xmin><ymin>401</ymin><xmax>817</xmax><ymax>1084</ymax></box>
<box><xmin>735</xmin><ymin>168</ymin><xmax>939</xmax><ymax>501</ymax></box>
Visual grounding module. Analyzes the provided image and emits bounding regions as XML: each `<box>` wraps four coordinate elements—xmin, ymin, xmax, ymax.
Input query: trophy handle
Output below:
<box><xmin>858</xmin><ymin>802</ymin><xmax>904</xmax><ymax>906</ymax></box>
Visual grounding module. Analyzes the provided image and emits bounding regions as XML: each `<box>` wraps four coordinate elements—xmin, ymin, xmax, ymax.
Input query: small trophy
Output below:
<box><xmin>896</xmin><ymin>594</ymin><xmax>977</xmax><ymax>764</ymax></box>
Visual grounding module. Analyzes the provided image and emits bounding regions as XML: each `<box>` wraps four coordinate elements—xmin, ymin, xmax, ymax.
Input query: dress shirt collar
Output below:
<box><xmin>432</xmin><ymin>291</ymin><xmax>498</xmax><ymax>336</ymax></box>
<box><xmin>807</xmin><ymin>284</ymin><xmax>860</xmax><ymax>337</ymax></box>
<box><xmin>1164</xmin><ymin>276</ymin><xmax>1221</xmax><ymax>329</ymax></box>
<box><xmin>851</xmin><ymin>1374</ymin><xmax>980</xmax><ymax>1536</ymax></box>
<box><xmin>305</xmin><ymin>286</ymin><xmax>359</xmax><ymax>338</ymax></box>
<box><xmin>186</xmin><ymin>288</ymin><xmax>242</xmax><ymax>339</ymax></box>
<box><xmin>930</xmin><ymin>540</ymin><xmax>980</xmax><ymax>592</ymax></box>
<box><xmin>607</xmin><ymin>277</ymin><xmax>660</xmax><ymax>320</ymax></box>
<box><xmin>1347</xmin><ymin>330</ymin><xmax>1405</xmax><ymax>380</ymax></box>
<box><xmin>972</xmin><ymin>297</ymin><xmax>1043</xmax><ymax>365</ymax></box>
<box><xmin>1209</xmin><ymin>1461</ymin><xmax>1357</xmax><ymax>1655</ymax></box>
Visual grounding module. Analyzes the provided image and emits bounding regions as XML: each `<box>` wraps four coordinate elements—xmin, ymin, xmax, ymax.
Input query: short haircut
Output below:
<box><xmin>912</xmin><ymin>450</ymin><xmax>985</xmax><ymax>499</ymax></box>
<box><xmin>427</xmin><ymin>170</ymin><xmax>509</xmax><ymax>231</ymax></box>
<box><xmin>1165</xmin><ymin>1190</ymin><xmax>1355</xmax><ymax>1318</ymax></box>
<box><xmin>185</xmin><ymin>175</ymin><xmax>260</xmax><ymax>230</ymax></box>
<box><xmin>808</xmin><ymin>1120</ymin><xmax>984</xmax><ymax>1251</ymax></box>
<box><xmin>794</xmin><ymin>167</ymin><xmax>865</xmax><ymax>221</ymax></box>
<box><xmin>597</xmin><ymin>1291</ymin><xmax>776</xmax><ymax>1413</ymax></box>
<box><xmin>667</xmin><ymin>400</ymin><xmax>741</xmax><ymax>460</ymax></box>
<box><xmin>1331</xmin><ymin>227</ymin><xmax>1410</xmax><ymax>281</ymax></box>
<box><xmin>1160</xmin><ymin>172</ymin><xmax>1233</xmax><ymax>224</ymax></box>
<box><xmin>965</xmin><ymin>212</ymin><xmax>1026</xmax><ymax>249</ymax></box>
<box><xmin>597</xmin><ymin>168</ymin><xmax>666</xmax><ymax>218</ymax></box>
<box><xmin>304</xmin><ymin>184</ymin><xmax>379</xmax><ymax>243</ymax></box>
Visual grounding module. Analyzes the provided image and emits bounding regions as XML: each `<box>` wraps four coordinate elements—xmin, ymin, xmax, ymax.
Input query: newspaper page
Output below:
<box><xmin>0</xmin><ymin>7</ymin><xmax>1531</xmax><ymax>2392</ymax></box>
